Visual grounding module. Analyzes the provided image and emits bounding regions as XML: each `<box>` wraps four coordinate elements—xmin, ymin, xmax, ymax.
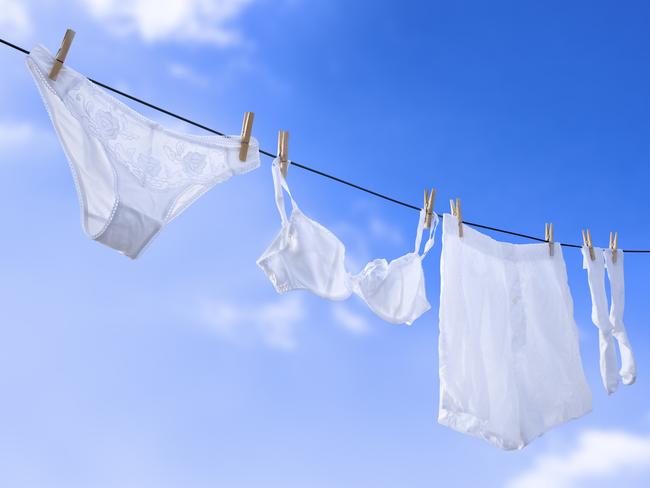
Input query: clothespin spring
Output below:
<box><xmin>277</xmin><ymin>130</ymin><xmax>289</xmax><ymax>177</ymax></box>
<box><xmin>238</xmin><ymin>112</ymin><xmax>254</xmax><ymax>162</ymax></box>
<box><xmin>49</xmin><ymin>28</ymin><xmax>75</xmax><ymax>81</ymax></box>
<box><xmin>582</xmin><ymin>229</ymin><xmax>595</xmax><ymax>261</ymax></box>
<box><xmin>424</xmin><ymin>188</ymin><xmax>436</xmax><ymax>229</ymax></box>
<box><xmin>450</xmin><ymin>198</ymin><xmax>463</xmax><ymax>237</ymax></box>
<box><xmin>610</xmin><ymin>231</ymin><xmax>619</xmax><ymax>264</ymax></box>
<box><xmin>545</xmin><ymin>223</ymin><xmax>554</xmax><ymax>257</ymax></box>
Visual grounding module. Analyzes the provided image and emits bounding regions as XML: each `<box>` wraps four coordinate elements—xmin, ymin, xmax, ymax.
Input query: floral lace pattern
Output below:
<box><xmin>62</xmin><ymin>80</ymin><xmax>232</xmax><ymax>191</ymax></box>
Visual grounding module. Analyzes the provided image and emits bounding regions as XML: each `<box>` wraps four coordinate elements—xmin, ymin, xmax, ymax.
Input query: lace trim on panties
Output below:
<box><xmin>28</xmin><ymin>48</ymin><xmax>259</xmax><ymax>193</ymax></box>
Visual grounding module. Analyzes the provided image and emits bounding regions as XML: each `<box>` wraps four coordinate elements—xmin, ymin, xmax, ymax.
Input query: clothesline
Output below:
<box><xmin>2</xmin><ymin>36</ymin><xmax>649</xmax><ymax>253</ymax></box>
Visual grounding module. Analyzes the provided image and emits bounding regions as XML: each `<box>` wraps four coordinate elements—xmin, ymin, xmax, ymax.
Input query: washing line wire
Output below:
<box><xmin>1</xmin><ymin>37</ymin><xmax>648</xmax><ymax>253</ymax></box>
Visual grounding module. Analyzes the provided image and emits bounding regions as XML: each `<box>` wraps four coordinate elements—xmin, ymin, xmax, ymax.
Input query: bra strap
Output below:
<box><xmin>271</xmin><ymin>158</ymin><xmax>298</xmax><ymax>226</ymax></box>
<box><xmin>414</xmin><ymin>208</ymin><xmax>439</xmax><ymax>258</ymax></box>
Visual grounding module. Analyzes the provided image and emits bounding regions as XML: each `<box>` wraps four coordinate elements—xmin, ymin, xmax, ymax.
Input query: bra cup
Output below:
<box><xmin>257</xmin><ymin>227</ymin><xmax>294</xmax><ymax>294</ymax></box>
<box><xmin>357</xmin><ymin>258</ymin><xmax>390</xmax><ymax>294</ymax></box>
<box><xmin>267</xmin><ymin>211</ymin><xmax>351</xmax><ymax>299</ymax></box>
<box><xmin>294</xmin><ymin>212</ymin><xmax>351</xmax><ymax>299</ymax></box>
<box><xmin>354</xmin><ymin>253</ymin><xmax>430</xmax><ymax>325</ymax></box>
<box><xmin>405</xmin><ymin>267</ymin><xmax>432</xmax><ymax>325</ymax></box>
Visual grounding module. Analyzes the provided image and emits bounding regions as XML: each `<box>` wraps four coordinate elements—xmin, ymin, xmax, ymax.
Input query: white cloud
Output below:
<box><xmin>199</xmin><ymin>295</ymin><xmax>305</xmax><ymax>351</ymax></box>
<box><xmin>0</xmin><ymin>121</ymin><xmax>54</xmax><ymax>152</ymax></box>
<box><xmin>0</xmin><ymin>0</ymin><xmax>33</xmax><ymax>40</ymax></box>
<box><xmin>0</xmin><ymin>122</ymin><xmax>35</xmax><ymax>148</ymax></box>
<box><xmin>81</xmin><ymin>0</ymin><xmax>255</xmax><ymax>47</ymax></box>
<box><xmin>257</xmin><ymin>298</ymin><xmax>304</xmax><ymax>350</ymax></box>
<box><xmin>506</xmin><ymin>429</ymin><xmax>650</xmax><ymax>488</ymax></box>
<box><xmin>331</xmin><ymin>304</ymin><xmax>370</xmax><ymax>335</ymax></box>
<box><xmin>368</xmin><ymin>216</ymin><xmax>404</xmax><ymax>246</ymax></box>
<box><xmin>167</xmin><ymin>62</ymin><xmax>209</xmax><ymax>87</ymax></box>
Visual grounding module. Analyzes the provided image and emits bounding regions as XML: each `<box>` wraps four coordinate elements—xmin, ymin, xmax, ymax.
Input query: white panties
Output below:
<box><xmin>26</xmin><ymin>44</ymin><xmax>260</xmax><ymax>258</ymax></box>
<box><xmin>438</xmin><ymin>214</ymin><xmax>592</xmax><ymax>450</ymax></box>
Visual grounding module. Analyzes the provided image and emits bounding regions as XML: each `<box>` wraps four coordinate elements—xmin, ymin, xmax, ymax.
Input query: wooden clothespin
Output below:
<box><xmin>277</xmin><ymin>130</ymin><xmax>289</xmax><ymax>177</ymax></box>
<box><xmin>449</xmin><ymin>198</ymin><xmax>463</xmax><ymax>237</ymax></box>
<box><xmin>545</xmin><ymin>223</ymin><xmax>554</xmax><ymax>257</ymax></box>
<box><xmin>49</xmin><ymin>29</ymin><xmax>76</xmax><ymax>81</ymax></box>
<box><xmin>582</xmin><ymin>229</ymin><xmax>595</xmax><ymax>261</ymax></box>
<box><xmin>610</xmin><ymin>231</ymin><xmax>619</xmax><ymax>264</ymax></box>
<box><xmin>238</xmin><ymin>112</ymin><xmax>255</xmax><ymax>162</ymax></box>
<box><xmin>423</xmin><ymin>188</ymin><xmax>436</xmax><ymax>229</ymax></box>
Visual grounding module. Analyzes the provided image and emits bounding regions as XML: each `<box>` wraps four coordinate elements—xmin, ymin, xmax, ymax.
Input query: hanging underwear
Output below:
<box><xmin>257</xmin><ymin>159</ymin><xmax>438</xmax><ymax>325</ymax></box>
<box><xmin>438</xmin><ymin>214</ymin><xmax>592</xmax><ymax>450</ymax></box>
<box><xmin>27</xmin><ymin>44</ymin><xmax>260</xmax><ymax>258</ymax></box>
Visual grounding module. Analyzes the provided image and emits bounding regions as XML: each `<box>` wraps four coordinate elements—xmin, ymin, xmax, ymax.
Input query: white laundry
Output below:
<box><xmin>26</xmin><ymin>44</ymin><xmax>260</xmax><ymax>258</ymax></box>
<box><xmin>582</xmin><ymin>247</ymin><xmax>636</xmax><ymax>394</ymax></box>
<box><xmin>257</xmin><ymin>159</ymin><xmax>437</xmax><ymax>325</ymax></box>
<box><xmin>438</xmin><ymin>214</ymin><xmax>592</xmax><ymax>450</ymax></box>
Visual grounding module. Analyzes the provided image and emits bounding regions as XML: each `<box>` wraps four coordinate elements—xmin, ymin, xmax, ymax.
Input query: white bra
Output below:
<box><xmin>257</xmin><ymin>159</ymin><xmax>438</xmax><ymax>325</ymax></box>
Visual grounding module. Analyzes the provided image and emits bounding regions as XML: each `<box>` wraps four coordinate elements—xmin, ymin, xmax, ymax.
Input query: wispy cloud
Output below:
<box><xmin>331</xmin><ymin>303</ymin><xmax>370</xmax><ymax>335</ymax></box>
<box><xmin>199</xmin><ymin>295</ymin><xmax>305</xmax><ymax>351</ymax></box>
<box><xmin>167</xmin><ymin>62</ymin><xmax>209</xmax><ymax>87</ymax></box>
<box><xmin>0</xmin><ymin>0</ymin><xmax>33</xmax><ymax>41</ymax></box>
<box><xmin>0</xmin><ymin>122</ymin><xmax>35</xmax><ymax>148</ymax></box>
<box><xmin>81</xmin><ymin>0</ymin><xmax>255</xmax><ymax>47</ymax></box>
<box><xmin>332</xmin><ymin>212</ymin><xmax>411</xmax><ymax>274</ymax></box>
<box><xmin>0</xmin><ymin>121</ymin><xmax>54</xmax><ymax>152</ymax></box>
<box><xmin>368</xmin><ymin>216</ymin><xmax>405</xmax><ymax>247</ymax></box>
<box><xmin>506</xmin><ymin>429</ymin><xmax>650</xmax><ymax>488</ymax></box>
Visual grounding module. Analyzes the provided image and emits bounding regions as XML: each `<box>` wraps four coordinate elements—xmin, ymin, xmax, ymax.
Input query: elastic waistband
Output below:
<box><xmin>26</xmin><ymin>44</ymin><xmax>261</xmax><ymax>171</ymax></box>
<box><xmin>442</xmin><ymin>213</ymin><xmax>563</xmax><ymax>263</ymax></box>
<box><xmin>27</xmin><ymin>44</ymin><xmax>80</xmax><ymax>101</ymax></box>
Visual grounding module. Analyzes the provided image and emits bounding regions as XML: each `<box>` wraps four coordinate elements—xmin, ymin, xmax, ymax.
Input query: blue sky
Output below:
<box><xmin>1</xmin><ymin>1</ymin><xmax>649</xmax><ymax>486</ymax></box>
